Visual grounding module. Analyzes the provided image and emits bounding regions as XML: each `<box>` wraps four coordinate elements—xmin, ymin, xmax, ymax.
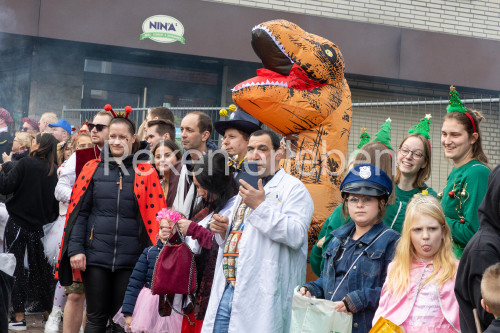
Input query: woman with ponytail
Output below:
<box><xmin>439</xmin><ymin>86</ymin><xmax>490</xmax><ymax>258</ymax></box>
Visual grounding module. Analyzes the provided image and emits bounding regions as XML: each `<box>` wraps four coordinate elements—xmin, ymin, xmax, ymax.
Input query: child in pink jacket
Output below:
<box><xmin>373</xmin><ymin>194</ymin><xmax>460</xmax><ymax>332</ymax></box>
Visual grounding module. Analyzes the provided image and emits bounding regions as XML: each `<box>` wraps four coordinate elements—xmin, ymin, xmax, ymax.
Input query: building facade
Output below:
<box><xmin>0</xmin><ymin>0</ymin><xmax>499</xmax><ymax>189</ymax></box>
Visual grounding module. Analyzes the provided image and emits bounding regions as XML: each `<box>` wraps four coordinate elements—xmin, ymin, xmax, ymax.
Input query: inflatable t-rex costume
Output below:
<box><xmin>232</xmin><ymin>20</ymin><xmax>353</xmax><ymax>246</ymax></box>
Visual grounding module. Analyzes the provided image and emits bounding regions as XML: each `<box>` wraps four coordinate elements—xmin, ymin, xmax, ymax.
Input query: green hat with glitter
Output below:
<box><xmin>357</xmin><ymin>127</ymin><xmax>371</xmax><ymax>149</ymax></box>
<box><xmin>447</xmin><ymin>85</ymin><xmax>467</xmax><ymax>113</ymax></box>
<box><xmin>408</xmin><ymin>114</ymin><xmax>432</xmax><ymax>140</ymax></box>
<box><xmin>371</xmin><ymin>118</ymin><xmax>393</xmax><ymax>150</ymax></box>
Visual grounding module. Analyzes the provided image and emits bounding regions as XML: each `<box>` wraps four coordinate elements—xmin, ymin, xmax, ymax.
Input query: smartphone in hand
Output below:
<box><xmin>238</xmin><ymin>161</ymin><xmax>259</xmax><ymax>189</ymax></box>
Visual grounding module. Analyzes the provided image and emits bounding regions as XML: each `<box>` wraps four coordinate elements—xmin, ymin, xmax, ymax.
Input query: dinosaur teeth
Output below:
<box><xmin>233</xmin><ymin>79</ymin><xmax>291</xmax><ymax>91</ymax></box>
<box><xmin>252</xmin><ymin>25</ymin><xmax>294</xmax><ymax>64</ymax></box>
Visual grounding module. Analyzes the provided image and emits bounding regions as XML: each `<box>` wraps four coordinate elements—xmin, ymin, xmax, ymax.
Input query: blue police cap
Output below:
<box><xmin>340</xmin><ymin>164</ymin><xmax>392</xmax><ymax>198</ymax></box>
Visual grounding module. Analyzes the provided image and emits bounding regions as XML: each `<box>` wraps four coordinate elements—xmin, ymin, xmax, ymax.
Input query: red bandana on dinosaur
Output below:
<box><xmin>55</xmin><ymin>160</ymin><xmax>166</xmax><ymax>284</ymax></box>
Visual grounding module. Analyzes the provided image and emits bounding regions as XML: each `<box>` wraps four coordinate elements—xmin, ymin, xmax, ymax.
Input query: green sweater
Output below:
<box><xmin>309</xmin><ymin>184</ymin><xmax>436</xmax><ymax>277</ymax></box>
<box><xmin>440</xmin><ymin>160</ymin><xmax>490</xmax><ymax>258</ymax></box>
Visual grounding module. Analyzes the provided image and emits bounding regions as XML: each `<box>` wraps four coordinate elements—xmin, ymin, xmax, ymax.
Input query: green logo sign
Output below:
<box><xmin>140</xmin><ymin>15</ymin><xmax>185</xmax><ymax>44</ymax></box>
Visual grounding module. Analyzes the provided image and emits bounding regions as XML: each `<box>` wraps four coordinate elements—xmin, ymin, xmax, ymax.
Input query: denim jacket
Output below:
<box><xmin>303</xmin><ymin>222</ymin><xmax>399</xmax><ymax>333</ymax></box>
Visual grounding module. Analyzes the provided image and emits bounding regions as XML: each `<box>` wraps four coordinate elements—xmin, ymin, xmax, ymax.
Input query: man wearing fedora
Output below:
<box><xmin>214</xmin><ymin>109</ymin><xmax>261</xmax><ymax>172</ymax></box>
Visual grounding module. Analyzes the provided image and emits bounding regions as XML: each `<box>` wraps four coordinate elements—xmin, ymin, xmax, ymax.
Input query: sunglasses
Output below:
<box><xmin>88</xmin><ymin>123</ymin><xmax>108</xmax><ymax>132</ymax></box>
<box><xmin>21</xmin><ymin>127</ymin><xmax>30</xmax><ymax>132</ymax></box>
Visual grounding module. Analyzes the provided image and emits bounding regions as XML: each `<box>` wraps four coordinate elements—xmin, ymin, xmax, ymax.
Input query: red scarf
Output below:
<box><xmin>55</xmin><ymin>160</ymin><xmax>166</xmax><ymax>282</ymax></box>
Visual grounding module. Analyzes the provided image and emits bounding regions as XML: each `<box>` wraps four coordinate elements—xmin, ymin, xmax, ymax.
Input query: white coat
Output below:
<box><xmin>202</xmin><ymin>169</ymin><xmax>314</xmax><ymax>333</ymax></box>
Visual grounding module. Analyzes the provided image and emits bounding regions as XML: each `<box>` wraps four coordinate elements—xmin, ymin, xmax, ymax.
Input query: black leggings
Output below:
<box><xmin>83</xmin><ymin>266</ymin><xmax>132</xmax><ymax>333</ymax></box>
<box><xmin>3</xmin><ymin>218</ymin><xmax>54</xmax><ymax>313</ymax></box>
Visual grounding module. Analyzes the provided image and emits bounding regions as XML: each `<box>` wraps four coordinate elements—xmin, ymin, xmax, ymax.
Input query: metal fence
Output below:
<box><xmin>349</xmin><ymin>96</ymin><xmax>500</xmax><ymax>192</ymax></box>
<box><xmin>62</xmin><ymin>95</ymin><xmax>500</xmax><ymax>192</ymax></box>
<box><xmin>62</xmin><ymin>106</ymin><xmax>224</xmax><ymax>141</ymax></box>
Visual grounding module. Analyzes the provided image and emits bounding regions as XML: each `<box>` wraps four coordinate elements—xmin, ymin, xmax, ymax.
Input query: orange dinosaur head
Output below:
<box><xmin>232</xmin><ymin>19</ymin><xmax>347</xmax><ymax>134</ymax></box>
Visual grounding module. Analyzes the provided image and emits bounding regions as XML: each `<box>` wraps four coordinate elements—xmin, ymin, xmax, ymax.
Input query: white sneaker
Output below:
<box><xmin>44</xmin><ymin>306</ymin><xmax>63</xmax><ymax>333</ymax></box>
<box><xmin>8</xmin><ymin>319</ymin><xmax>27</xmax><ymax>331</ymax></box>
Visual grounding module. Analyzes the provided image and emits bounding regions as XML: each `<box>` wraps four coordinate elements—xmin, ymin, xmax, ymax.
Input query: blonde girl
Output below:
<box><xmin>57</xmin><ymin>140</ymin><xmax>72</xmax><ymax>166</ymax></box>
<box><xmin>373</xmin><ymin>194</ymin><xmax>460</xmax><ymax>332</ymax></box>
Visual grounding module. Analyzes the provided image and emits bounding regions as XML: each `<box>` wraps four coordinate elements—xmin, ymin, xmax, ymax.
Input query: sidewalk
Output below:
<box><xmin>8</xmin><ymin>313</ymin><xmax>61</xmax><ymax>333</ymax></box>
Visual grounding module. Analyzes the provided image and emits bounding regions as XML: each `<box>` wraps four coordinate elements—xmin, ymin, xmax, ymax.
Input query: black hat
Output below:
<box><xmin>214</xmin><ymin>110</ymin><xmax>261</xmax><ymax>136</ymax></box>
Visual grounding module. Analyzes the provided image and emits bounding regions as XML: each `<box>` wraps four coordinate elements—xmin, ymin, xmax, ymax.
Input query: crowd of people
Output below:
<box><xmin>0</xmin><ymin>85</ymin><xmax>499</xmax><ymax>333</ymax></box>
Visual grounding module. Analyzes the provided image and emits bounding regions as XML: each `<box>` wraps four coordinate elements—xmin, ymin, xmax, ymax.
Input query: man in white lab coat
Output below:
<box><xmin>202</xmin><ymin>129</ymin><xmax>314</xmax><ymax>333</ymax></box>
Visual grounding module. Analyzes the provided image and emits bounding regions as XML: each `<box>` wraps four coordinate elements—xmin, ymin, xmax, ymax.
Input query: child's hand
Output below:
<box><xmin>334</xmin><ymin>301</ymin><xmax>351</xmax><ymax>313</ymax></box>
<box><xmin>299</xmin><ymin>287</ymin><xmax>312</xmax><ymax>298</ymax></box>
<box><xmin>125</xmin><ymin>316</ymin><xmax>132</xmax><ymax>328</ymax></box>
<box><xmin>177</xmin><ymin>219</ymin><xmax>192</xmax><ymax>235</ymax></box>
<box><xmin>316</xmin><ymin>236</ymin><xmax>326</xmax><ymax>248</ymax></box>
<box><xmin>209</xmin><ymin>214</ymin><xmax>229</xmax><ymax>239</ymax></box>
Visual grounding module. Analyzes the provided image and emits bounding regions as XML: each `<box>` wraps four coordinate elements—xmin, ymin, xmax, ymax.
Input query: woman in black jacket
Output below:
<box><xmin>1</xmin><ymin>133</ymin><xmax>59</xmax><ymax>329</ymax></box>
<box><xmin>66</xmin><ymin>116</ymin><xmax>165</xmax><ymax>333</ymax></box>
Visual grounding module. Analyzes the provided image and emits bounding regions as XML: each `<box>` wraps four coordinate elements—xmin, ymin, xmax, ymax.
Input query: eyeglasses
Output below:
<box><xmin>88</xmin><ymin>123</ymin><xmax>108</xmax><ymax>132</ymax></box>
<box><xmin>347</xmin><ymin>196</ymin><xmax>375</xmax><ymax>205</ymax></box>
<box><xmin>399</xmin><ymin>146</ymin><xmax>424</xmax><ymax>160</ymax></box>
<box><xmin>21</xmin><ymin>127</ymin><xmax>30</xmax><ymax>132</ymax></box>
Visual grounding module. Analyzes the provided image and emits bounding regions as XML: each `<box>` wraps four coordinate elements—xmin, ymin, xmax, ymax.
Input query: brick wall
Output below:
<box><xmin>202</xmin><ymin>0</ymin><xmax>500</xmax><ymax>41</ymax></box>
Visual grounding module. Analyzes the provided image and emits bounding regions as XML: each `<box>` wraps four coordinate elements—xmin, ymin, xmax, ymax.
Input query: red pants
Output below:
<box><xmin>181</xmin><ymin>312</ymin><xmax>203</xmax><ymax>333</ymax></box>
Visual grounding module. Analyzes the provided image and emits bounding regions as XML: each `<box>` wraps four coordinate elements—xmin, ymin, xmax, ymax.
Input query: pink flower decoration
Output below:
<box><xmin>156</xmin><ymin>208</ymin><xmax>183</xmax><ymax>223</ymax></box>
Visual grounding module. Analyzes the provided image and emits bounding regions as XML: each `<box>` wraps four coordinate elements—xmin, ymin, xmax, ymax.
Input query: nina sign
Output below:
<box><xmin>140</xmin><ymin>15</ymin><xmax>185</xmax><ymax>44</ymax></box>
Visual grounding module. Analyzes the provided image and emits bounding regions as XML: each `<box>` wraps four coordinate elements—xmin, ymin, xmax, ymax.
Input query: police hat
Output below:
<box><xmin>340</xmin><ymin>164</ymin><xmax>392</xmax><ymax>198</ymax></box>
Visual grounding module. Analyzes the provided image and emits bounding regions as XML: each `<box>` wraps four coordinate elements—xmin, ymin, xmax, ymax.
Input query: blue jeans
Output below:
<box><xmin>213</xmin><ymin>283</ymin><xmax>234</xmax><ymax>333</ymax></box>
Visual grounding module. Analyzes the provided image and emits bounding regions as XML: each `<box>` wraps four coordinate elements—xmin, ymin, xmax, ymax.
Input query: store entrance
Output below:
<box><xmin>82</xmin><ymin>58</ymin><xmax>221</xmax><ymax>110</ymax></box>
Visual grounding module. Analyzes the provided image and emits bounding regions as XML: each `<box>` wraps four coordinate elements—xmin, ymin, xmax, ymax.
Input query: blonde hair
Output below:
<box><xmin>395</xmin><ymin>133</ymin><xmax>432</xmax><ymax>188</ymax></box>
<box><xmin>57</xmin><ymin>140</ymin><xmax>71</xmax><ymax>165</ymax></box>
<box><xmin>386</xmin><ymin>194</ymin><xmax>456</xmax><ymax>296</ymax></box>
<box><xmin>41</xmin><ymin>112</ymin><xmax>58</xmax><ymax>125</ymax></box>
<box><xmin>14</xmin><ymin>132</ymin><xmax>33</xmax><ymax>150</ymax></box>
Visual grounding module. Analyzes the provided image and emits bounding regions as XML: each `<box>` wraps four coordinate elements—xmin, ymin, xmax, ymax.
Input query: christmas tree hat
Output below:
<box><xmin>447</xmin><ymin>85</ymin><xmax>467</xmax><ymax>113</ymax></box>
<box><xmin>372</xmin><ymin>118</ymin><xmax>393</xmax><ymax>150</ymax></box>
<box><xmin>408</xmin><ymin>114</ymin><xmax>432</xmax><ymax>140</ymax></box>
<box><xmin>357</xmin><ymin>127</ymin><xmax>371</xmax><ymax>149</ymax></box>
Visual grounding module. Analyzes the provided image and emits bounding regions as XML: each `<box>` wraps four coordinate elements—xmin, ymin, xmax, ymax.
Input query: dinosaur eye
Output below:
<box><xmin>325</xmin><ymin>49</ymin><xmax>333</xmax><ymax>57</ymax></box>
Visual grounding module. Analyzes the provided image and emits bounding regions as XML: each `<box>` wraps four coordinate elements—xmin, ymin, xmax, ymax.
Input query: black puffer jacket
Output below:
<box><xmin>68</xmin><ymin>143</ymin><xmax>151</xmax><ymax>271</ymax></box>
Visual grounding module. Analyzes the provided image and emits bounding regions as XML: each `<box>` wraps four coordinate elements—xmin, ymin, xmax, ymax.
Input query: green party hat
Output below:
<box><xmin>408</xmin><ymin>114</ymin><xmax>432</xmax><ymax>140</ymax></box>
<box><xmin>372</xmin><ymin>118</ymin><xmax>393</xmax><ymax>150</ymax></box>
<box><xmin>357</xmin><ymin>127</ymin><xmax>371</xmax><ymax>149</ymax></box>
<box><xmin>447</xmin><ymin>85</ymin><xmax>467</xmax><ymax>113</ymax></box>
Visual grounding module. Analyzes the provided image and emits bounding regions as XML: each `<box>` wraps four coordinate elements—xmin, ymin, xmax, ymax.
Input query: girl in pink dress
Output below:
<box><xmin>113</xmin><ymin>209</ymin><xmax>184</xmax><ymax>333</ymax></box>
<box><xmin>373</xmin><ymin>194</ymin><xmax>461</xmax><ymax>332</ymax></box>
